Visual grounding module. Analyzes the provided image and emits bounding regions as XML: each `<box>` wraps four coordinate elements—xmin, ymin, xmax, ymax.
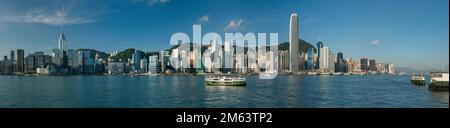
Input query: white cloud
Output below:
<box><xmin>371</xmin><ymin>40</ymin><xmax>382</xmax><ymax>45</ymax></box>
<box><xmin>198</xmin><ymin>15</ymin><xmax>209</xmax><ymax>24</ymax></box>
<box><xmin>0</xmin><ymin>9</ymin><xmax>95</xmax><ymax>25</ymax></box>
<box><xmin>224</xmin><ymin>19</ymin><xmax>244</xmax><ymax>31</ymax></box>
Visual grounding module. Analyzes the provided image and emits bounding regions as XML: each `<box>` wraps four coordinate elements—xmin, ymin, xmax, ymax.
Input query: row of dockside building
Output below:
<box><xmin>107</xmin><ymin>50</ymin><xmax>171</xmax><ymax>75</ymax></box>
<box><xmin>277</xmin><ymin>41</ymin><xmax>395</xmax><ymax>74</ymax></box>
<box><xmin>0</xmin><ymin>49</ymin><xmax>106</xmax><ymax>75</ymax></box>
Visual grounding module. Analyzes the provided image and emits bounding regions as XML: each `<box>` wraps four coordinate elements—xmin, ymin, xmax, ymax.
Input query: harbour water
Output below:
<box><xmin>0</xmin><ymin>75</ymin><xmax>448</xmax><ymax>108</ymax></box>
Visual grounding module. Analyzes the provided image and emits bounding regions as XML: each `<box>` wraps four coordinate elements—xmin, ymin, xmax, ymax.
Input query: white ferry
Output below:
<box><xmin>205</xmin><ymin>74</ymin><xmax>246</xmax><ymax>86</ymax></box>
<box><xmin>410</xmin><ymin>73</ymin><xmax>425</xmax><ymax>85</ymax></box>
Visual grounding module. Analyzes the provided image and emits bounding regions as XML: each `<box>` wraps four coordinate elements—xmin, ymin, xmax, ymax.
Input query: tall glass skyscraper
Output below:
<box><xmin>336</xmin><ymin>52</ymin><xmax>345</xmax><ymax>72</ymax></box>
<box><xmin>289</xmin><ymin>13</ymin><xmax>299</xmax><ymax>73</ymax></box>
<box><xmin>369</xmin><ymin>59</ymin><xmax>377</xmax><ymax>71</ymax></box>
<box><xmin>16</xmin><ymin>49</ymin><xmax>24</xmax><ymax>73</ymax></box>
<box><xmin>319</xmin><ymin>46</ymin><xmax>330</xmax><ymax>72</ymax></box>
<box><xmin>133</xmin><ymin>50</ymin><xmax>143</xmax><ymax>71</ymax></box>
<box><xmin>360</xmin><ymin>58</ymin><xmax>369</xmax><ymax>71</ymax></box>
<box><xmin>316</xmin><ymin>41</ymin><xmax>323</xmax><ymax>69</ymax></box>
<box><xmin>58</xmin><ymin>30</ymin><xmax>68</xmax><ymax>67</ymax></box>
<box><xmin>10</xmin><ymin>50</ymin><xmax>15</xmax><ymax>72</ymax></box>
<box><xmin>306</xmin><ymin>48</ymin><xmax>315</xmax><ymax>70</ymax></box>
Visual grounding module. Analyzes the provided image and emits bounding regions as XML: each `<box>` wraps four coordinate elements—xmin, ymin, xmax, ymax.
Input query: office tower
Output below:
<box><xmin>336</xmin><ymin>52</ymin><xmax>345</xmax><ymax>72</ymax></box>
<box><xmin>95</xmin><ymin>53</ymin><xmax>101</xmax><ymax>62</ymax></box>
<box><xmin>159</xmin><ymin>51</ymin><xmax>169</xmax><ymax>73</ymax></box>
<box><xmin>58</xmin><ymin>30</ymin><xmax>68</xmax><ymax>66</ymax></box>
<box><xmin>58</xmin><ymin>32</ymin><xmax>67</xmax><ymax>54</ymax></box>
<box><xmin>360</xmin><ymin>58</ymin><xmax>368</xmax><ymax>71</ymax></box>
<box><xmin>94</xmin><ymin>53</ymin><xmax>105</xmax><ymax>74</ymax></box>
<box><xmin>76</xmin><ymin>51</ymin><xmax>83</xmax><ymax>71</ymax></box>
<box><xmin>25</xmin><ymin>54</ymin><xmax>35</xmax><ymax>73</ymax></box>
<box><xmin>193</xmin><ymin>44</ymin><xmax>203</xmax><ymax>72</ymax></box>
<box><xmin>58</xmin><ymin>36</ymin><xmax>67</xmax><ymax>66</ymax></box>
<box><xmin>2</xmin><ymin>56</ymin><xmax>10</xmax><ymax>74</ymax></box>
<box><xmin>316</xmin><ymin>41</ymin><xmax>323</xmax><ymax>69</ymax></box>
<box><xmin>289</xmin><ymin>13</ymin><xmax>299</xmax><ymax>73</ymax></box>
<box><xmin>265</xmin><ymin>51</ymin><xmax>277</xmax><ymax>72</ymax></box>
<box><xmin>170</xmin><ymin>49</ymin><xmax>180</xmax><ymax>72</ymax></box>
<box><xmin>278</xmin><ymin>50</ymin><xmax>289</xmax><ymax>72</ymax></box>
<box><xmin>34</xmin><ymin>52</ymin><xmax>46</xmax><ymax>69</ymax></box>
<box><xmin>78</xmin><ymin>50</ymin><xmax>94</xmax><ymax>74</ymax></box>
<box><xmin>299</xmin><ymin>53</ymin><xmax>306</xmax><ymax>71</ymax></box>
<box><xmin>329</xmin><ymin>51</ymin><xmax>335</xmax><ymax>73</ymax></box>
<box><xmin>68</xmin><ymin>49</ymin><xmax>78</xmax><ymax>68</ymax></box>
<box><xmin>247</xmin><ymin>50</ymin><xmax>259</xmax><ymax>73</ymax></box>
<box><xmin>140</xmin><ymin>58</ymin><xmax>148</xmax><ymax>73</ymax></box>
<box><xmin>148</xmin><ymin>55</ymin><xmax>159</xmax><ymax>73</ymax></box>
<box><xmin>234</xmin><ymin>53</ymin><xmax>245</xmax><ymax>73</ymax></box>
<box><xmin>0</xmin><ymin>60</ymin><xmax>4</xmax><ymax>74</ymax></box>
<box><xmin>306</xmin><ymin>48</ymin><xmax>315</xmax><ymax>70</ymax></box>
<box><xmin>369</xmin><ymin>59</ymin><xmax>376</xmax><ymax>71</ymax></box>
<box><xmin>17</xmin><ymin>49</ymin><xmax>24</xmax><ymax>72</ymax></box>
<box><xmin>204</xmin><ymin>49</ymin><xmax>213</xmax><ymax>73</ymax></box>
<box><xmin>52</xmin><ymin>49</ymin><xmax>61</xmax><ymax>65</ymax></box>
<box><xmin>353</xmin><ymin>61</ymin><xmax>361</xmax><ymax>73</ymax></box>
<box><xmin>346</xmin><ymin>58</ymin><xmax>354</xmax><ymax>73</ymax></box>
<box><xmin>22</xmin><ymin>52</ymin><xmax>48</xmax><ymax>73</ymax></box>
<box><xmin>10</xmin><ymin>50</ymin><xmax>15</xmax><ymax>72</ymax></box>
<box><xmin>131</xmin><ymin>50</ymin><xmax>144</xmax><ymax>72</ymax></box>
<box><xmin>387</xmin><ymin>64</ymin><xmax>395</xmax><ymax>74</ymax></box>
<box><xmin>376</xmin><ymin>63</ymin><xmax>386</xmax><ymax>73</ymax></box>
<box><xmin>319</xmin><ymin>46</ymin><xmax>330</xmax><ymax>72</ymax></box>
<box><xmin>179</xmin><ymin>50</ymin><xmax>188</xmax><ymax>73</ymax></box>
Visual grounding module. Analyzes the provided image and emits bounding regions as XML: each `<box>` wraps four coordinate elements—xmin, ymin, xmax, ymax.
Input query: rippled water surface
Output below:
<box><xmin>0</xmin><ymin>75</ymin><xmax>448</xmax><ymax>108</ymax></box>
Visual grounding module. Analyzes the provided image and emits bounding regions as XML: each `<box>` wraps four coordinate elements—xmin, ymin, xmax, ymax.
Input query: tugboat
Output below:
<box><xmin>429</xmin><ymin>72</ymin><xmax>449</xmax><ymax>92</ymax></box>
<box><xmin>410</xmin><ymin>73</ymin><xmax>425</xmax><ymax>85</ymax></box>
<box><xmin>205</xmin><ymin>74</ymin><xmax>246</xmax><ymax>86</ymax></box>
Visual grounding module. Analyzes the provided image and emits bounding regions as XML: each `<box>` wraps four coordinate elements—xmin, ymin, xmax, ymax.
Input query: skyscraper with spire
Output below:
<box><xmin>289</xmin><ymin>13</ymin><xmax>299</xmax><ymax>73</ymax></box>
<box><xmin>316</xmin><ymin>39</ymin><xmax>323</xmax><ymax>69</ymax></box>
<box><xmin>58</xmin><ymin>26</ymin><xmax>68</xmax><ymax>67</ymax></box>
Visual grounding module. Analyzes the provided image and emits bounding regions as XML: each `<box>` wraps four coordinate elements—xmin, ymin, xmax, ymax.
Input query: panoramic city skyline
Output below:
<box><xmin>0</xmin><ymin>0</ymin><xmax>448</xmax><ymax>72</ymax></box>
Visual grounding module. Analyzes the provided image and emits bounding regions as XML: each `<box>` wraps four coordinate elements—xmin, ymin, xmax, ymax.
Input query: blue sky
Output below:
<box><xmin>0</xmin><ymin>0</ymin><xmax>448</xmax><ymax>71</ymax></box>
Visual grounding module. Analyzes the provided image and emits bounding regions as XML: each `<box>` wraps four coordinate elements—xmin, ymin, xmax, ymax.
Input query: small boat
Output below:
<box><xmin>145</xmin><ymin>72</ymin><xmax>160</xmax><ymax>76</ymax></box>
<box><xmin>306</xmin><ymin>71</ymin><xmax>319</xmax><ymax>75</ymax></box>
<box><xmin>429</xmin><ymin>72</ymin><xmax>449</xmax><ymax>91</ymax></box>
<box><xmin>205</xmin><ymin>74</ymin><xmax>246</xmax><ymax>86</ymax></box>
<box><xmin>332</xmin><ymin>72</ymin><xmax>343</xmax><ymax>75</ymax></box>
<box><xmin>410</xmin><ymin>73</ymin><xmax>425</xmax><ymax>85</ymax></box>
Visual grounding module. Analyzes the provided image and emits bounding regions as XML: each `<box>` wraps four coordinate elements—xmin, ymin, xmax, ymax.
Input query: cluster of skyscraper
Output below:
<box><xmin>1</xmin><ymin>30</ymin><xmax>108</xmax><ymax>75</ymax></box>
<box><xmin>278</xmin><ymin>13</ymin><xmax>395</xmax><ymax>74</ymax></box>
<box><xmin>295</xmin><ymin>41</ymin><xmax>396</xmax><ymax>74</ymax></box>
<box><xmin>107</xmin><ymin>50</ymin><xmax>171</xmax><ymax>75</ymax></box>
<box><xmin>1</xmin><ymin>13</ymin><xmax>395</xmax><ymax>75</ymax></box>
